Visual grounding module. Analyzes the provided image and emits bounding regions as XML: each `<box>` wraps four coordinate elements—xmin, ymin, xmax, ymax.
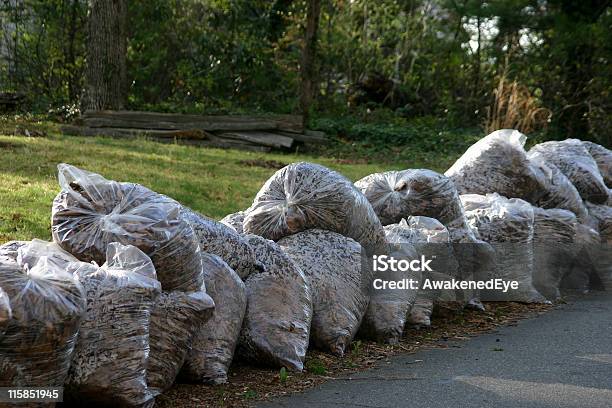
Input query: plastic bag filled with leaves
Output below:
<box><xmin>243</xmin><ymin>162</ymin><xmax>388</xmax><ymax>257</ymax></box>
<box><xmin>461</xmin><ymin>193</ymin><xmax>547</xmax><ymax>303</ymax></box>
<box><xmin>66</xmin><ymin>243</ymin><xmax>161</xmax><ymax>408</ymax></box>
<box><xmin>385</xmin><ymin>217</ymin><xmax>460</xmax><ymax>326</ymax></box>
<box><xmin>532</xmin><ymin>208</ymin><xmax>577</xmax><ymax>301</ymax></box>
<box><xmin>561</xmin><ymin>224</ymin><xmax>603</xmax><ymax>294</ymax></box>
<box><xmin>583</xmin><ymin>141</ymin><xmax>612</xmax><ymax>188</ymax></box>
<box><xmin>148</xmin><ymin>283</ymin><xmax>214</xmax><ymax>395</ymax></box>
<box><xmin>279</xmin><ymin>229</ymin><xmax>370</xmax><ymax>356</ymax></box>
<box><xmin>0</xmin><ymin>242</ymin><xmax>85</xmax><ymax>390</ymax></box>
<box><xmin>181</xmin><ymin>254</ymin><xmax>246</xmax><ymax>385</ymax></box>
<box><xmin>237</xmin><ymin>234</ymin><xmax>312</xmax><ymax>371</ymax></box>
<box><xmin>51</xmin><ymin>163</ymin><xmax>203</xmax><ymax>291</ymax></box>
<box><xmin>355</xmin><ymin>169</ymin><xmax>470</xmax><ymax>231</ymax></box>
<box><xmin>579</xmin><ymin>204</ymin><xmax>612</xmax><ymax>291</ymax></box>
<box><xmin>448</xmin><ymin>223</ymin><xmax>494</xmax><ymax>311</ymax></box>
<box><xmin>0</xmin><ymin>239</ymin><xmax>79</xmax><ymax>269</ymax></box>
<box><xmin>220</xmin><ymin>211</ymin><xmax>246</xmax><ymax>234</ymax></box>
<box><xmin>181</xmin><ymin>207</ymin><xmax>261</xmax><ymax>280</ymax></box>
<box><xmin>527</xmin><ymin>156</ymin><xmax>589</xmax><ymax>222</ymax></box>
<box><xmin>445</xmin><ymin>130</ymin><xmax>542</xmax><ymax>202</ymax></box>
<box><xmin>0</xmin><ymin>287</ymin><xmax>11</xmax><ymax>341</ymax></box>
<box><xmin>585</xmin><ymin>202</ymin><xmax>612</xmax><ymax>244</ymax></box>
<box><xmin>528</xmin><ymin>139</ymin><xmax>609</xmax><ymax>204</ymax></box>
<box><xmin>359</xmin><ymin>225</ymin><xmax>419</xmax><ymax>343</ymax></box>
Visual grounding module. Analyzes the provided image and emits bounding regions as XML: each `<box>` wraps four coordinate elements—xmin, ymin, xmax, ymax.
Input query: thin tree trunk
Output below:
<box><xmin>66</xmin><ymin>0</ymin><xmax>81</xmax><ymax>102</ymax></box>
<box><xmin>473</xmin><ymin>6</ymin><xmax>482</xmax><ymax>98</ymax></box>
<box><xmin>82</xmin><ymin>0</ymin><xmax>127</xmax><ymax>111</ymax></box>
<box><xmin>300</xmin><ymin>0</ymin><xmax>321</xmax><ymax>128</ymax></box>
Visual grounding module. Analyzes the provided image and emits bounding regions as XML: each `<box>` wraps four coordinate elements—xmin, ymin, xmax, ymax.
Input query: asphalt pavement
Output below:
<box><xmin>259</xmin><ymin>292</ymin><xmax>612</xmax><ymax>408</ymax></box>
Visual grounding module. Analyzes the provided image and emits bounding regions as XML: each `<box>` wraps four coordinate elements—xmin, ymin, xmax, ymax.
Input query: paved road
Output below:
<box><xmin>259</xmin><ymin>292</ymin><xmax>612</xmax><ymax>408</ymax></box>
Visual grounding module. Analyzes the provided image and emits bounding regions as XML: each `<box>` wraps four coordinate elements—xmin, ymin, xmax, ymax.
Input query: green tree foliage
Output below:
<box><xmin>0</xmin><ymin>0</ymin><xmax>87</xmax><ymax>109</ymax></box>
<box><xmin>1</xmin><ymin>0</ymin><xmax>609</xmax><ymax>143</ymax></box>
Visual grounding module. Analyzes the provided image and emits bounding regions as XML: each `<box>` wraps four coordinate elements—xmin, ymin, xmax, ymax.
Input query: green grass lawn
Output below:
<box><xmin>0</xmin><ymin>121</ymin><xmax>457</xmax><ymax>244</ymax></box>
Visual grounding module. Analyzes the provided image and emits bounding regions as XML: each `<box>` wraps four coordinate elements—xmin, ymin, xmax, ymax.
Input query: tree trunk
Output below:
<box><xmin>82</xmin><ymin>0</ymin><xmax>127</xmax><ymax>111</ymax></box>
<box><xmin>300</xmin><ymin>0</ymin><xmax>321</xmax><ymax>128</ymax></box>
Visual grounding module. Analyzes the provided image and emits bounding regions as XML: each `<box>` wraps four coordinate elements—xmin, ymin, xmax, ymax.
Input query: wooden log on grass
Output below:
<box><xmin>79</xmin><ymin>116</ymin><xmax>281</xmax><ymax>132</ymax></box>
<box><xmin>216</xmin><ymin>131</ymin><xmax>294</xmax><ymax>149</ymax></box>
<box><xmin>278</xmin><ymin>129</ymin><xmax>327</xmax><ymax>144</ymax></box>
<box><xmin>61</xmin><ymin>125</ymin><xmax>209</xmax><ymax>139</ymax></box>
<box><xmin>80</xmin><ymin>110</ymin><xmax>303</xmax><ymax>132</ymax></box>
<box><xmin>60</xmin><ymin>125</ymin><xmax>272</xmax><ymax>152</ymax></box>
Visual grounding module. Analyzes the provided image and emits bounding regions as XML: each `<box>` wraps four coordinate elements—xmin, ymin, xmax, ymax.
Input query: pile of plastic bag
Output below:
<box><xmin>0</xmin><ymin>132</ymin><xmax>609</xmax><ymax>403</ymax></box>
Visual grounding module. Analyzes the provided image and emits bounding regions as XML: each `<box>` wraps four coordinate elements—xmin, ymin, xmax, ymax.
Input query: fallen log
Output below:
<box><xmin>78</xmin><ymin>117</ymin><xmax>280</xmax><ymax>132</ymax></box>
<box><xmin>60</xmin><ymin>125</ymin><xmax>272</xmax><ymax>152</ymax></box>
<box><xmin>61</xmin><ymin>125</ymin><xmax>208</xmax><ymax>140</ymax></box>
<box><xmin>216</xmin><ymin>131</ymin><xmax>294</xmax><ymax>149</ymax></box>
<box><xmin>81</xmin><ymin>111</ymin><xmax>303</xmax><ymax>132</ymax></box>
<box><xmin>278</xmin><ymin>130</ymin><xmax>327</xmax><ymax>144</ymax></box>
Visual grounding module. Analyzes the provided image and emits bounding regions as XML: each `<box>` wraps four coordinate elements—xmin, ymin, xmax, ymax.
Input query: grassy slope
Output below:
<box><xmin>0</xmin><ymin>127</ymin><xmax>457</xmax><ymax>243</ymax></box>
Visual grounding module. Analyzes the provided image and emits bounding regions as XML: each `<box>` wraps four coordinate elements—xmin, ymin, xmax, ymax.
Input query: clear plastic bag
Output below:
<box><xmin>355</xmin><ymin>169</ymin><xmax>469</xmax><ymax>232</ymax></box>
<box><xmin>0</xmin><ymin>242</ymin><xmax>85</xmax><ymax>390</ymax></box>
<box><xmin>385</xmin><ymin>217</ymin><xmax>460</xmax><ymax>326</ymax></box>
<box><xmin>181</xmin><ymin>207</ymin><xmax>261</xmax><ymax>280</ymax></box>
<box><xmin>220</xmin><ymin>211</ymin><xmax>246</xmax><ymax>234</ymax></box>
<box><xmin>585</xmin><ymin>202</ymin><xmax>612</xmax><ymax>244</ymax></box>
<box><xmin>461</xmin><ymin>193</ymin><xmax>547</xmax><ymax>303</ymax></box>
<box><xmin>51</xmin><ymin>164</ymin><xmax>203</xmax><ymax>291</ymax></box>
<box><xmin>561</xmin><ymin>224</ymin><xmax>603</xmax><ymax>294</ymax></box>
<box><xmin>583</xmin><ymin>141</ymin><xmax>612</xmax><ymax>188</ymax></box>
<box><xmin>448</xmin><ymin>224</ymin><xmax>493</xmax><ymax>311</ymax></box>
<box><xmin>532</xmin><ymin>208</ymin><xmax>577</xmax><ymax>301</ymax></box>
<box><xmin>237</xmin><ymin>234</ymin><xmax>312</xmax><ymax>371</ymax></box>
<box><xmin>0</xmin><ymin>240</ymin><xmax>78</xmax><ymax>272</ymax></box>
<box><xmin>66</xmin><ymin>243</ymin><xmax>161</xmax><ymax>407</ymax></box>
<box><xmin>243</xmin><ymin>162</ymin><xmax>388</xmax><ymax>257</ymax></box>
<box><xmin>279</xmin><ymin>229</ymin><xmax>369</xmax><ymax>356</ymax></box>
<box><xmin>528</xmin><ymin>156</ymin><xmax>589</xmax><ymax>222</ymax></box>
<box><xmin>445</xmin><ymin>130</ymin><xmax>541</xmax><ymax>202</ymax></box>
<box><xmin>181</xmin><ymin>254</ymin><xmax>246</xmax><ymax>385</ymax></box>
<box><xmin>0</xmin><ymin>287</ymin><xmax>11</xmax><ymax>340</ymax></box>
<box><xmin>359</xmin><ymin>222</ymin><xmax>418</xmax><ymax>342</ymax></box>
<box><xmin>528</xmin><ymin>139</ymin><xmax>609</xmax><ymax>204</ymax></box>
<box><xmin>148</xmin><ymin>284</ymin><xmax>214</xmax><ymax>395</ymax></box>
